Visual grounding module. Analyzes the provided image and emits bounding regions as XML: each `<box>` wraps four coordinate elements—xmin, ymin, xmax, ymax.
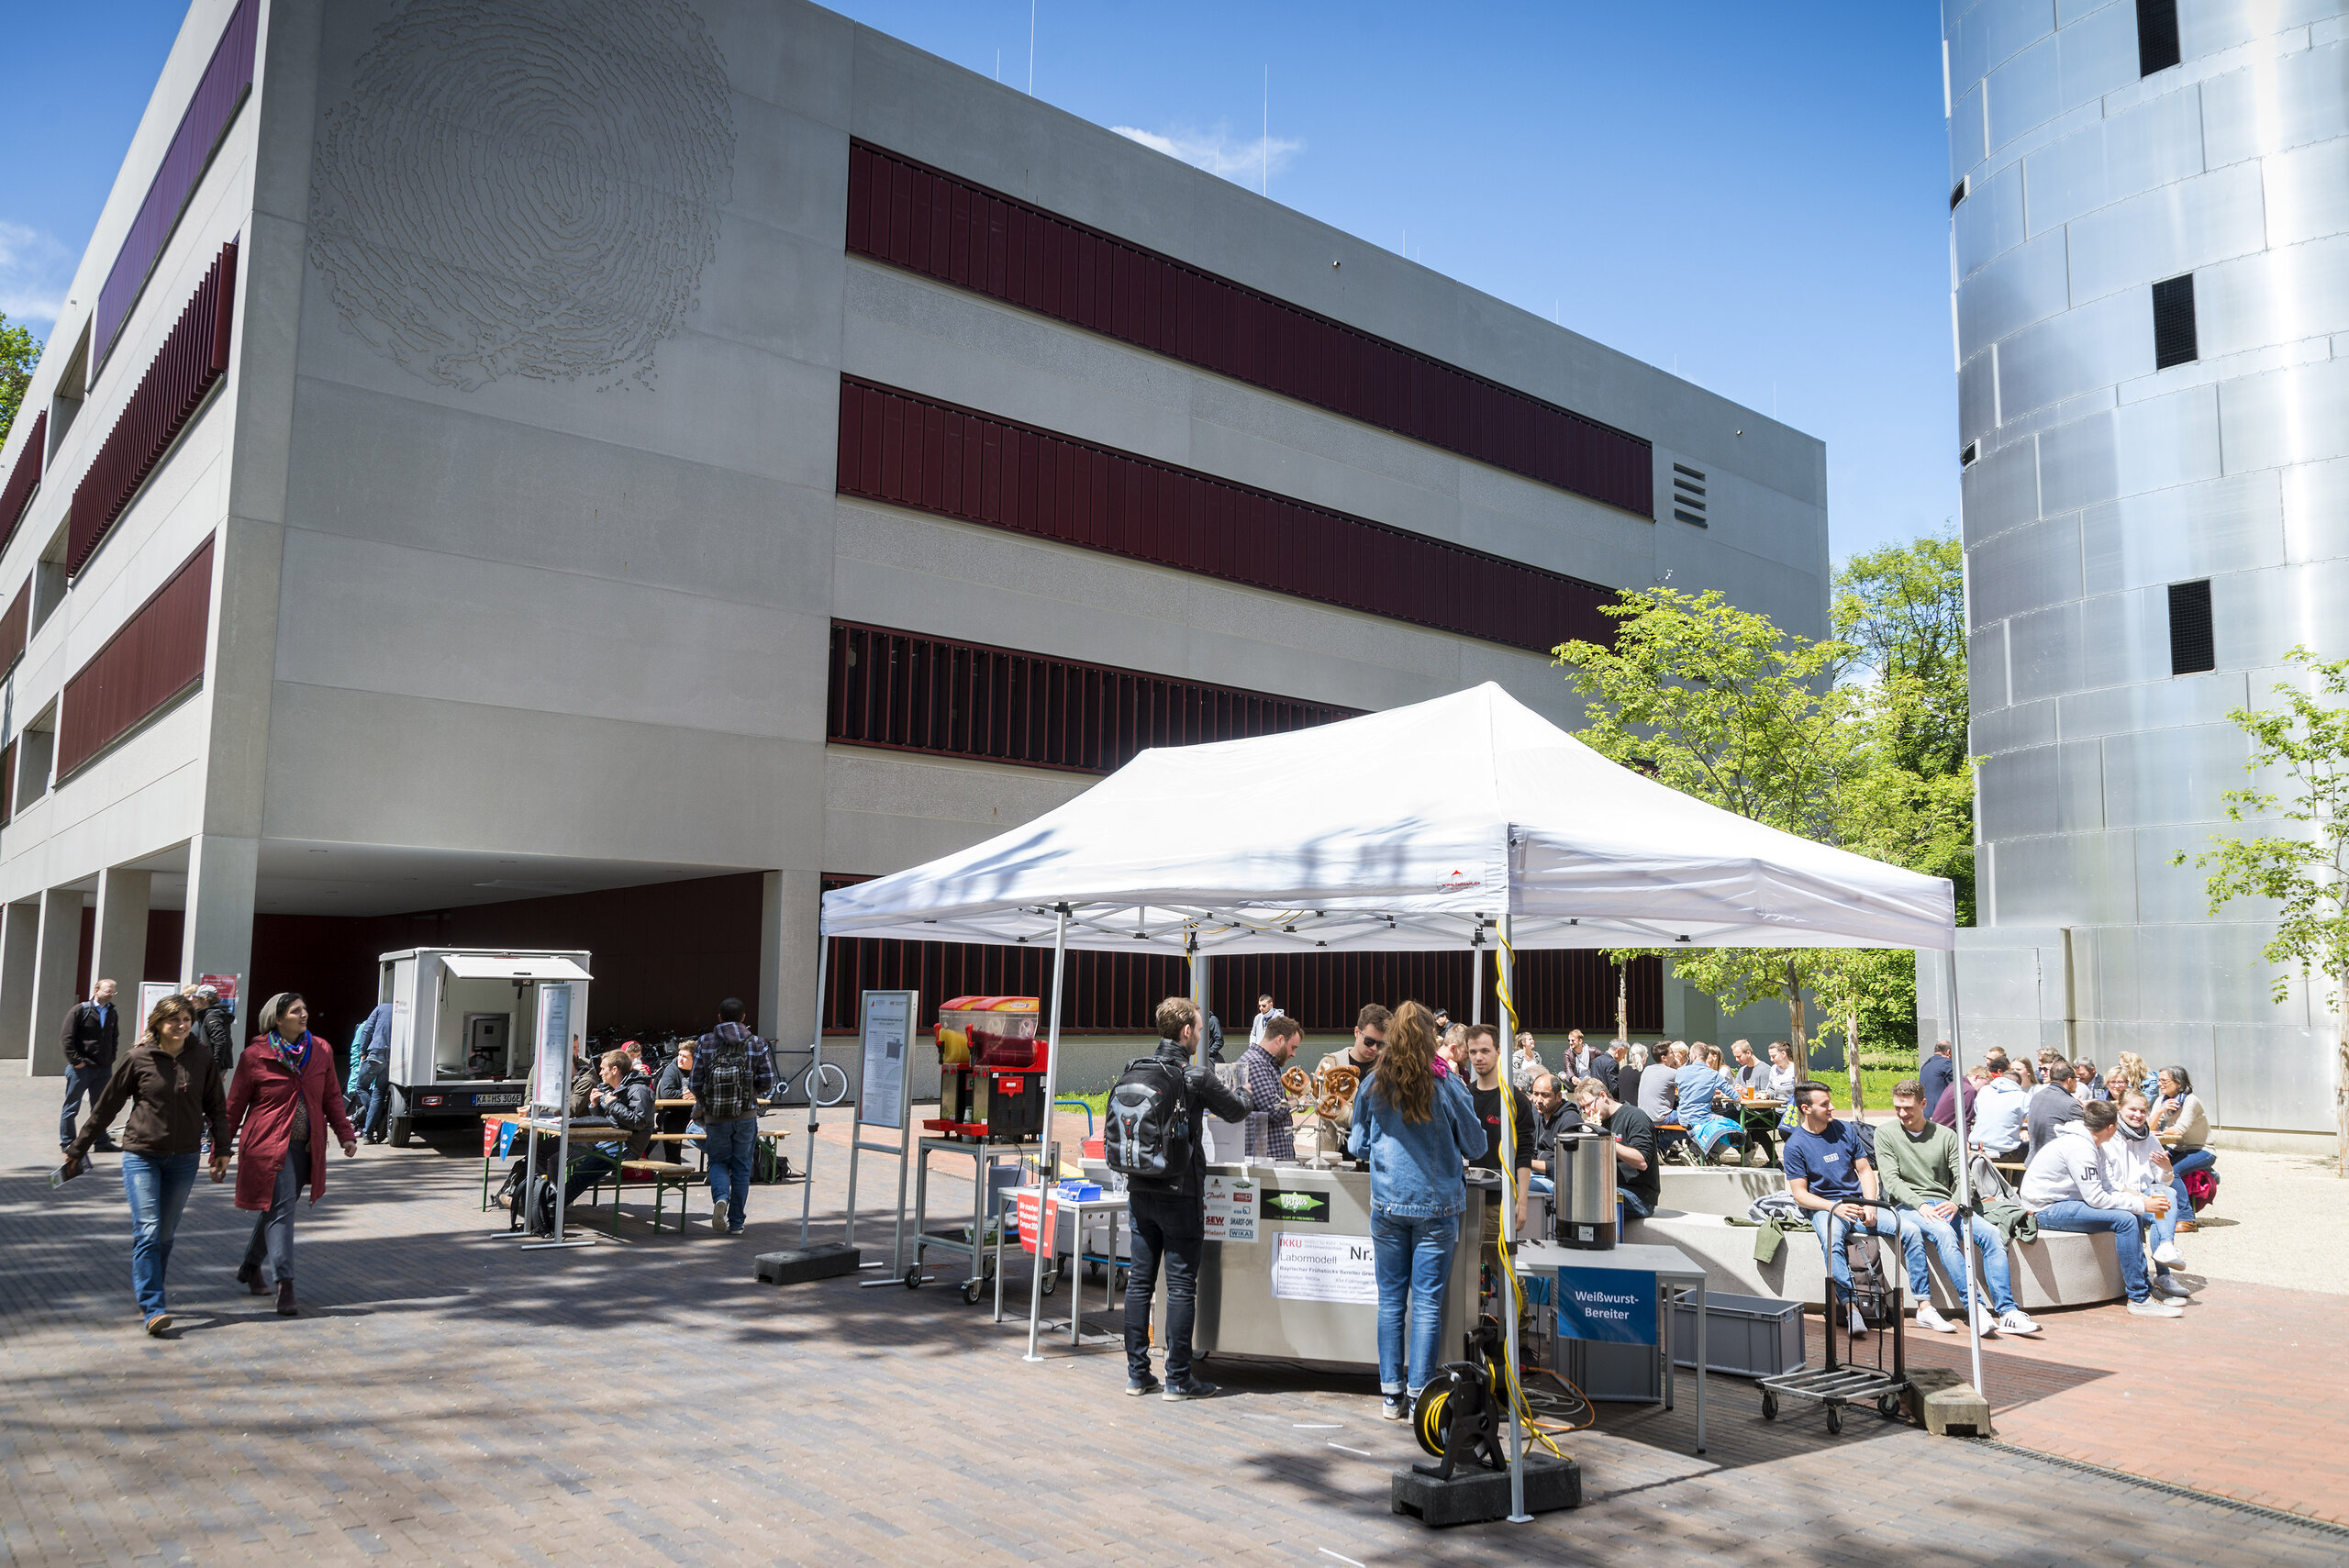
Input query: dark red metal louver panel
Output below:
<box><xmin>0</xmin><ymin>740</ymin><xmax>14</xmax><ymax>827</ymax></box>
<box><xmin>0</xmin><ymin>411</ymin><xmax>44</xmax><ymax>553</ymax></box>
<box><xmin>818</xmin><ymin>876</ymin><xmax>1663</xmax><ymax>1034</ymax></box>
<box><xmin>828</xmin><ymin>620</ymin><xmax>1360</xmax><ymax>775</ymax></box>
<box><xmin>94</xmin><ymin>0</ymin><xmax>259</xmax><ymax>373</ymax></box>
<box><xmin>71</xmin><ymin>243</ymin><xmax>238</xmax><ymax>578</ymax></box>
<box><xmin>56</xmin><ymin>534</ymin><xmax>214</xmax><ymax>779</ymax></box>
<box><xmin>837</xmin><ymin>379</ymin><xmax>1613</xmax><ymax>655</ymax></box>
<box><xmin>0</xmin><ymin>579</ymin><xmax>28</xmax><ymax>674</ymax></box>
<box><xmin>845</xmin><ymin>140</ymin><xmax>1653</xmax><ymax>518</ymax></box>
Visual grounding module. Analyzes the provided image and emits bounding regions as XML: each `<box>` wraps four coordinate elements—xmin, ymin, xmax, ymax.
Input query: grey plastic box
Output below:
<box><xmin>1669</xmin><ymin>1291</ymin><xmax>1806</xmax><ymax>1379</ymax></box>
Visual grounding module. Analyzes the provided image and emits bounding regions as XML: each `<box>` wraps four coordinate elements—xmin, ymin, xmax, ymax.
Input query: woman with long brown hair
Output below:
<box><xmin>1345</xmin><ymin>1000</ymin><xmax>1485</xmax><ymax>1419</ymax></box>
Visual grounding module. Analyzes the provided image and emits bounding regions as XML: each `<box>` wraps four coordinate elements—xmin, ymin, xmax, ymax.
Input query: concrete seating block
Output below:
<box><xmin>1906</xmin><ymin>1367</ymin><xmax>1992</xmax><ymax>1437</ymax></box>
<box><xmin>1623</xmin><ymin>1210</ymin><xmax>2122</xmax><ymax>1312</ymax></box>
<box><xmin>1656</xmin><ymin>1166</ymin><xmax>1789</xmax><ymax>1218</ymax></box>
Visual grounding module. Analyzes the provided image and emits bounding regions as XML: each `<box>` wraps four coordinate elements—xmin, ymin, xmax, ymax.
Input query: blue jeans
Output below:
<box><xmin>2035</xmin><ymin>1199</ymin><xmax>2151</xmax><ymax>1302</ymax></box>
<box><xmin>121</xmin><ymin>1152</ymin><xmax>201</xmax><ymax>1318</ymax></box>
<box><xmin>61</xmin><ymin>1062</ymin><xmax>111</xmax><ymax>1146</ymax></box>
<box><xmin>350</xmin><ymin>1060</ymin><xmax>388</xmax><ymax>1139</ymax></box>
<box><xmin>703</xmin><ymin>1118</ymin><xmax>757</xmax><ymax>1229</ymax></box>
<box><xmin>1126</xmin><ymin>1192</ymin><xmax>1204</xmax><ymax>1385</ymax></box>
<box><xmin>2167</xmin><ymin>1149</ymin><xmax>2214</xmax><ymax>1218</ymax></box>
<box><xmin>1371</xmin><ymin>1207</ymin><xmax>1460</xmax><ymax>1396</ymax></box>
<box><xmin>1900</xmin><ymin>1207</ymin><xmax>2017</xmax><ymax>1315</ymax></box>
<box><xmin>1809</xmin><ymin>1204</ymin><xmax>1916</xmax><ymax>1307</ymax></box>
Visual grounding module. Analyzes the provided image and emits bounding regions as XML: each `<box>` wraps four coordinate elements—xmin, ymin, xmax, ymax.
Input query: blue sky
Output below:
<box><xmin>3</xmin><ymin>0</ymin><xmax>1954</xmax><ymax>562</ymax></box>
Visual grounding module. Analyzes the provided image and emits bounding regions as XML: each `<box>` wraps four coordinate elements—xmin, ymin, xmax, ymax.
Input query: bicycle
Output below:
<box><xmin>770</xmin><ymin>1044</ymin><xmax>849</xmax><ymax>1106</ymax></box>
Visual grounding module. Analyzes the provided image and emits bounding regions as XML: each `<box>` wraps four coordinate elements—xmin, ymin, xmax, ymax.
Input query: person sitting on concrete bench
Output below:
<box><xmin>2019</xmin><ymin>1100</ymin><xmax>2186</xmax><ymax>1317</ymax></box>
<box><xmin>2109</xmin><ymin>1089</ymin><xmax>2195</xmax><ymax>1287</ymax></box>
<box><xmin>1877</xmin><ymin>1079</ymin><xmax>2040</xmax><ymax>1338</ymax></box>
<box><xmin>1782</xmin><ymin>1081</ymin><xmax>1922</xmax><ymax>1336</ymax></box>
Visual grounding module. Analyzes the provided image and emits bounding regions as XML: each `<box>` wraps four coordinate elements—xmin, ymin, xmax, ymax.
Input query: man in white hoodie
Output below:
<box><xmin>2018</xmin><ymin>1100</ymin><xmax>2182</xmax><ymax>1318</ymax></box>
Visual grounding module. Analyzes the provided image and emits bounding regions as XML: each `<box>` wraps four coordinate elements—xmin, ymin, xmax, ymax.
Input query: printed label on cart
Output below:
<box><xmin>1555</xmin><ymin>1265</ymin><xmax>1656</xmax><ymax>1346</ymax></box>
<box><xmin>1203</xmin><ymin>1174</ymin><xmax>1259</xmax><ymax>1243</ymax></box>
<box><xmin>1257</xmin><ymin>1185</ymin><xmax>1330</xmax><ymax>1224</ymax></box>
<box><xmin>1269</xmin><ymin>1234</ymin><xmax>1378</xmax><ymax>1305</ymax></box>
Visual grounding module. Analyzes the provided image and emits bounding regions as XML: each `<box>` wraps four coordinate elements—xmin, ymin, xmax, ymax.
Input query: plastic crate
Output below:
<box><xmin>1669</xmin><ymin>1291</ymin><xmax>1806</xmax><ymax>1379</ymax></box>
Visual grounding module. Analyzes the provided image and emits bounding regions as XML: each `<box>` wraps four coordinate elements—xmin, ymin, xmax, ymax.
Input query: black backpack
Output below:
<box><xmin>497</xmin><ymin>1158</ymin><xmax>558</xmax><ymax>1236</ymax></box>
<box><xmin>1842</xmin><ymin>1228</ymin><xmax>1896</xmax><ymax>1325</ymax></box>
<box><xmin>1104</xmin><ymin>1057</ymin><xmax>1190</xmax><ymax>1180</ymax></box>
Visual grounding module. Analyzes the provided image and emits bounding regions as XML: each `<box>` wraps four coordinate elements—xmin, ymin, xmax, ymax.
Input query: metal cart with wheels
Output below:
<box><xmin>1756</xmin><ymin>1227</ymin><xmax>1909</xmax><ymax>1435</ymax></box>
<box><xmin>905</xmin><ymin>1137</ymin><xmax>1033</xmax><ymax>1304</ymax></box>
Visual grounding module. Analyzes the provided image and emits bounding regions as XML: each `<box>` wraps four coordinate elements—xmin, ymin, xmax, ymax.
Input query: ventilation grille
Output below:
<box><xmin>2153</xmin><ymin>273</ymin><xmax>2199</xmax><ymax>369</ymax></box>
<box><xmin>2137</xmin><ymin>0</ymin><xmax>2181</xmax><ymax>75</ymax></box>
<box><xmin>1670</xmin><ymin>462</ymin><xmax>1708</xmax><ymax>528</ymax></box>
<box><xmin>2167</xmin><ymin>579</ymin><xmax>2214</xmax><ymax>675</ymax></box>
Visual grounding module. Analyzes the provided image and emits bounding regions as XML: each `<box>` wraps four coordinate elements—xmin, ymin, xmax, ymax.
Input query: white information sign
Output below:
<box><xmin>534</xmin><ymin>983</ymin><xmax>573</xmax><ymax>1110</ymax></box>
<box><xmin>857</xmin><ymin>990</ymin><xmax>915</xmax><ymax>1129</ymax></box>
<box><xmin>1202</xmin><ymin>1173</ymin><xmax>1260</xmax><ymax>1243</ymax></box>
<box><xmin>1269</xmin><ymin>1232</ymin><xmax>1379</xmax><ymax>1305</ymax></box>
<box><xmin>137</xmin><ymin>983</ymin><xmax>180</xmax><ymax>1035</ymax></box>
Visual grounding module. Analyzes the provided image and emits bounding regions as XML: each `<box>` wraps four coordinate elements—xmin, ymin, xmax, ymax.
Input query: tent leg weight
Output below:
<box><xmin>1390</xmin><ymin>1454</ymin><xmax>1579</xmax><ymax>1526</ymax></box>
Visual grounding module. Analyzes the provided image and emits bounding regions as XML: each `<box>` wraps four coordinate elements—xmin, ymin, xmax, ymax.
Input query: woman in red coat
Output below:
<box><xmin>226</xmin><ymin>993</ymin><xmax>357</xmax><ymax>1316</ymax></box>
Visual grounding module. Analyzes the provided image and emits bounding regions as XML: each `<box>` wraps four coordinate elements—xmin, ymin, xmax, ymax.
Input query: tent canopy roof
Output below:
<box><xmin>821</xmin><ymin>683</ymin><xmax>1954</xmax><ymax>955</ymax></box>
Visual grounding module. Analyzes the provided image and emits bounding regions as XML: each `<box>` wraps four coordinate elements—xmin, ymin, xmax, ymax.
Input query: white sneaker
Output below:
<box><xmin>2152</xmin><ymin>1240</ymin><xmax>2184</xmax><ymax>1268</ymax></box>
<box><xmin>2151</xmin><ymin>1274</ymin><xmax>2192</xmax><ymax>1300</ymax></box>
<box><xmin>709</xmin><ymin>1198</ymin><xmax>729</xmax><ymax>1231</ymax></box>
<box><xmin>1913</xmin><ymin>1303</ymin><xmax>1957</xmax><ymax>1334</ymax></box>
<box><xmin>1994</xmin><ymin>1308</ymin><xmax>2040</xmax><ymax>1336</ymax></box>
<box><xmin>1970</xmin><ymin>1302</ymin><xmax>1998</xmax><ymax>1336</ymax></box>
<box><xmin>2127</xmin><ymin>1297</ymin><xmax>2184</xmax><ymax>1318</ymax></box>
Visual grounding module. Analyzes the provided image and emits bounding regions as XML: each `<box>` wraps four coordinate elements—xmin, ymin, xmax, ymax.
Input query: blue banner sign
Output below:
<box><xmin>1555</xmin><ymin>1266</ymin><xmax>1657</xmax><ymax>1345</ymax></box>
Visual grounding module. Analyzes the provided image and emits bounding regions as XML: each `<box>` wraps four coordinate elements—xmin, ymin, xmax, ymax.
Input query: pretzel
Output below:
<box><xmin>1282</xmin><ymin>1066</ymin><xmax>1311</xmax><ymax>1097</ymax></box>
<box><xmin>1320</xmin><ymin>1064</ymin><xmax>1361</xmax><ymax>1101</ymax></box>
<box><xmin>1318</xmin><ymin>1091</ymin><xmax>1349</xmax><ymax>1119</ymax></box>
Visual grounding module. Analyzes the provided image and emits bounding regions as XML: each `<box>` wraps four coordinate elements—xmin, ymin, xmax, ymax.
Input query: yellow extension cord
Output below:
<box><xmin>1489</xmin><ymin>929</ymin><xmax>1585</xmax><ymax>1452</ymax></box>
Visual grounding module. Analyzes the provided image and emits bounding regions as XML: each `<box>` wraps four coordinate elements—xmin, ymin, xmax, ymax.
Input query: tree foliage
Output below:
<box><xmin>0</xmin><ymin>314</ymin><xmax>40</xmax><ymax>449</ymax></box>
<box><xmin>2173</xmin><ymin>647</ymin><xmax>2349</xmax><ymax>1176</ymax></box>
<box><xmin>1557</xmin><ymin>578</ymin><xmax>1973</xmax><ymax>1061</ymax></box>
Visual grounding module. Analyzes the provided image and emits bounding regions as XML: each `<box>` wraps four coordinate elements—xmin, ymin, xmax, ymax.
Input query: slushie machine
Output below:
<box><xmin>929</xmin><ymin>995</ymin><xmax>1049</xmax><ymax>1143</ymax></box>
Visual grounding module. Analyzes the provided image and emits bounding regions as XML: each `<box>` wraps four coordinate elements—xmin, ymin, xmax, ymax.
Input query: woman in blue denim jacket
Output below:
<box><xmin>1348</xmin><ymin>1000</ymin><xmax>1486</xmax><ymax>1419</ymax></box>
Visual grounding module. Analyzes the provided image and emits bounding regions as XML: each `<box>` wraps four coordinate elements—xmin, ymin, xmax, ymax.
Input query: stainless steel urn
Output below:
<box><xmin>1557</xmin><ymin>1130</ymin><xmax>1618</xmax><ymax>1250</ymax></box>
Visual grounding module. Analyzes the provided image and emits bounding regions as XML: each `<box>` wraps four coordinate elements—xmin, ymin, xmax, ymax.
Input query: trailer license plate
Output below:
<box><xmin>473</xmin><ymin>1092</ymin><xmax>523</xmax><ymax>1107</ymax></box>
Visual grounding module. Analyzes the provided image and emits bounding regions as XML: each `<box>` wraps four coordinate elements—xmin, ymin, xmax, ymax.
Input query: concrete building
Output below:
<box><xmin>1932</xmin><ymin>0</ymin><xmax>2349</xmax><ymax>1149</ymax></box>
<box><xmin>0</xmin><ymin>0</ymin><xmax>1826</xmax><ymax>1088</ymax></box>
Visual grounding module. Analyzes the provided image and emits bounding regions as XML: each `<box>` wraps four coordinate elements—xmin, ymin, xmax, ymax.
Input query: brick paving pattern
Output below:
<box><xmin>4</xmin><ymin>1072</ymin><xmax>2345</xmax><ymax>1565</ymax></box>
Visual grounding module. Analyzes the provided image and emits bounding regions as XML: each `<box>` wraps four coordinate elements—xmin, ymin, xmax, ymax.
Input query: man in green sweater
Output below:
<box><xmin>1877</xmin><ymin>1080</ymin><xmax>2042</xmax><ymax>1338</ymax></box>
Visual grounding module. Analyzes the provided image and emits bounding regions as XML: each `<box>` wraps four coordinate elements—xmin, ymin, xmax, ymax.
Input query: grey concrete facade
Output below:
<box><xmin>0</xmin><ymin>0</ymin><xmax>1826</xmax><ymax>1062</ymax></box>
<box><xmin>1941</xmin><ymin>0</ymin><xmax>2349</xmax><ymax>1143</ymax></box>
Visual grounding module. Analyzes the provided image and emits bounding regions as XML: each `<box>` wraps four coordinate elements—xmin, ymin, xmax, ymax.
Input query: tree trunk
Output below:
<box><xmin>2338</xmin><ymin>964</ymin><xmax>2348</xmax><ymax>1180</ymax></box>
<box><xmin>1786</xmin><ymin>956</ymin><xmax>1808</xmax><ymax>1067</ymax></box>
<box><xmin>1615</xmin><ymin>962</ymin><xmax>1628</xmax><ymax>1044</ymax></box>
<box><xmin>1846</xmin><ymin>1010</ymin><xmax>1866</xmax><ymax>1118</ymax></box>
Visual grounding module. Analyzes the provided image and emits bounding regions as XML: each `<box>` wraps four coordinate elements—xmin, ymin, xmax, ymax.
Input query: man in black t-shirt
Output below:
<box><xmin>1574</xmin><ymin>1076</ymin><xmax>1660</xmax><ymax>1218</ymax></box>
<box><xmin>1465</xmin><ymin>1026</ymin><xmax>1533</xmax><ymax>1246</ymax></box>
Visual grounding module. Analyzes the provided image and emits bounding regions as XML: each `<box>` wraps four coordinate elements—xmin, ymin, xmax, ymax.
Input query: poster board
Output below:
<box><xmin>137</xmin><ymin>982</ymin><xmax>180</xmax><ymax>1034</ymax></box>
<box><xmin>533</xmin><ymin>982</ymin><xmax>574</xmax><ymax>1111</ymax></box>
<box><xmin>1268</xmin><ymin>1233</ymin><xmax>1378</xmax><ymax>1304</ymax></box>
<box><xmin>856</xmin><ymin>989</ymin><xmax>916</xmax><ymax>1129</ymax></box>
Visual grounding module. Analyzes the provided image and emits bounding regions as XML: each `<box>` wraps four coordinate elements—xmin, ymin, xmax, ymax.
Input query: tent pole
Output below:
<box><xmin>1026</xmin><ymin>905</ymin><xmax>1072</xmax><ymax>1362</ymax></box>
<box><xmin>797</xmin><ymin>932</ymin><xmax>831</xmax><ymax>1248</ymax></box>
<box><xmin>1189</xmin><ymin>931</ymin><xmax>1210</xmax><ymax>1068</ymax></box>
<box><xmin>1471</xmin><ymin>934</ymin><xmax>1484</xmax><ymax>1028</ymax></box>
<box><xmin>1497</xmin><ymin>913</ymin><xmax>1528</xmax><ymax>1524</ymax></box>
<box><xmin>1943</xmin><ymin>946</ymin><xmax>1986</xmax><ymax>1404</ymax></box>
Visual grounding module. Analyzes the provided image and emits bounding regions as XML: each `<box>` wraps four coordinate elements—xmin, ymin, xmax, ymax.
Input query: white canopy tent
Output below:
<box><xmin>803</xmin><ymin>683</ymin><xmax>1970</xmax><ymax>1512</ymax></box>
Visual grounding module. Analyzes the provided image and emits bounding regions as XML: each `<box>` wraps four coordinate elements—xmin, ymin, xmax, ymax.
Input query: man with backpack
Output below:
<box><xmin>1105</xmin><ymin>996</ymin><xmax>1252</xmax><ymax>1401</ymax></box>
<box><xmin>689</xmin><ymin>998</ymin><xmax>774</xmax><ymax>1236</ymax></box>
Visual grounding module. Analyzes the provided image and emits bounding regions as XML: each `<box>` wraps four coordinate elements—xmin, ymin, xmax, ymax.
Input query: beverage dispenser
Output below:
<box><xmin>930</xmin><ymin>996</ymin><xmax>1047</xmax><ymax>1143</ymax></box>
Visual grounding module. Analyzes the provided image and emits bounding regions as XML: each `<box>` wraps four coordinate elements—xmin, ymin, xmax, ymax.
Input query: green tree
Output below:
<box><xmin>0</xmin><ymin>314</ymin><xmax>41</xmax><ymax>449</ymax></box>
<box><xmin>1833</xmin><ymin>529</ymin><xmax>1968</xmax><ymax>777</ymax></box>
<box><xmin>2172</xmin><ymin>647</ymin><xmax>2349</xmax><ymax>1177</ymax></box>
<box><xmin>1559</xmin><ymin>586</ymin><xmax>1971</xmax><ymax>1062</ymax></box>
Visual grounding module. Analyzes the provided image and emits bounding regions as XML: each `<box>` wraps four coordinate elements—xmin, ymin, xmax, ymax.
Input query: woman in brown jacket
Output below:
<box><xmin>225</xmin><ymin>993</ymin><xmax>357</xmax><ymax>1316</ymax></box>
<box><xmin>62</xmin><ymin>995</ymin><xmax>228</xmax><ymax>1336</ymax></box>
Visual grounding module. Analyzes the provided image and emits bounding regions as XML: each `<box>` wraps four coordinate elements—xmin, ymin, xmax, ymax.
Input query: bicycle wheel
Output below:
<box><xmin>811</xmin><ymin>1062</ymin><xmax>850</xmax><ymax>1106</ymax></box>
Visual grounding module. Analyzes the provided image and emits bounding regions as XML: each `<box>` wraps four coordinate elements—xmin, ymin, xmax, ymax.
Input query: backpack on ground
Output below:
<box><xmin>1104</xmin><ymin>1056</ymin><xmax>1190</xmax><ymax>1180</ymax></box>
<box><xmin>2183</xmin><ymin>1167</ymin><xmax>2219</xmax><ymax>1212</ymax></box>
<box><xmin>1842</xmin><ymin>1228</ymin><xmax>1896</xmax><ymax>1326</ymax></box>
<box><xmin>697</xmin><ymin>1033</ymin><xmax>761</xmax><ymax>1122</ymax></box>
<box><xmin>498</xmin><ymin>1159</ymin><xmax>558</xmax><ymax>1235</ymax></box>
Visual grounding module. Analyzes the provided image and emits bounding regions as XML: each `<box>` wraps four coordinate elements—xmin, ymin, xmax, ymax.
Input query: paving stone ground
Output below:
<box><xmin>5</xmin><ymin>1071</ymin><xmax>2345</xmax><ymax>1566</ymax></box>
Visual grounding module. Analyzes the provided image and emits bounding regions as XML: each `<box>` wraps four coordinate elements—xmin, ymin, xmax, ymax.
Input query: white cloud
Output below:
<box><xmin>0</xmin><ymin>221</ymin><xmax>72</xmax><ymax>329</ymax></box>
<box><xmin>1112</xmin><ymin>124</ymin><xmax>1303</xmax><ymax>187</ymax></box>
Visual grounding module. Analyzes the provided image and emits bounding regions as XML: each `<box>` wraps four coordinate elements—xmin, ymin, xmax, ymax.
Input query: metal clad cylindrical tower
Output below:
<box><xmin>1946</xmin><ymin>0</ymin><xmax>2348</xmax><ymax>1143</ymax></box>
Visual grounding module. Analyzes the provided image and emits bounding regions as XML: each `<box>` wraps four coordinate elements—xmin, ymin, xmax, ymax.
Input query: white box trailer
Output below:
<box><xmin>378</xmin><ymin>948</ymin><xmax>593</xmax><ymax>1146</ymax></box>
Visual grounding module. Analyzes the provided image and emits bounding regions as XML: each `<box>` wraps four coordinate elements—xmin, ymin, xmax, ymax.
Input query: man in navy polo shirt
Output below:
<box><xmin>1782</xmin><ymin>1080</ymin><xmax>1920</xmax><ymax>1337</ymax></box>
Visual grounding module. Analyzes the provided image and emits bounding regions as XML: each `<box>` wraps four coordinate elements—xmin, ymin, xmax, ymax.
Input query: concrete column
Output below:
<box><xmin>93</xmin><ymin>867</ymin><xmax>152</xmax><ymax>1006</ymax></box>
<box><xmin>759</xmin><ymin>869</ymin><xmax>821</xmax><ymax>1048</ymax></box>
<box><xmin>181</xmin><ymin>834</ymin><xmax>259</xmax><ymax>1053</ymax></box>
<box><xmin>0</xmin><ymin>900</ymin><xmax>40</xmax><ymax>1061</ymax></box>
<box><xmin>28</xmin><ymin>888</ymin><xmax>85</xmax><ymax>1076</ymax></box>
